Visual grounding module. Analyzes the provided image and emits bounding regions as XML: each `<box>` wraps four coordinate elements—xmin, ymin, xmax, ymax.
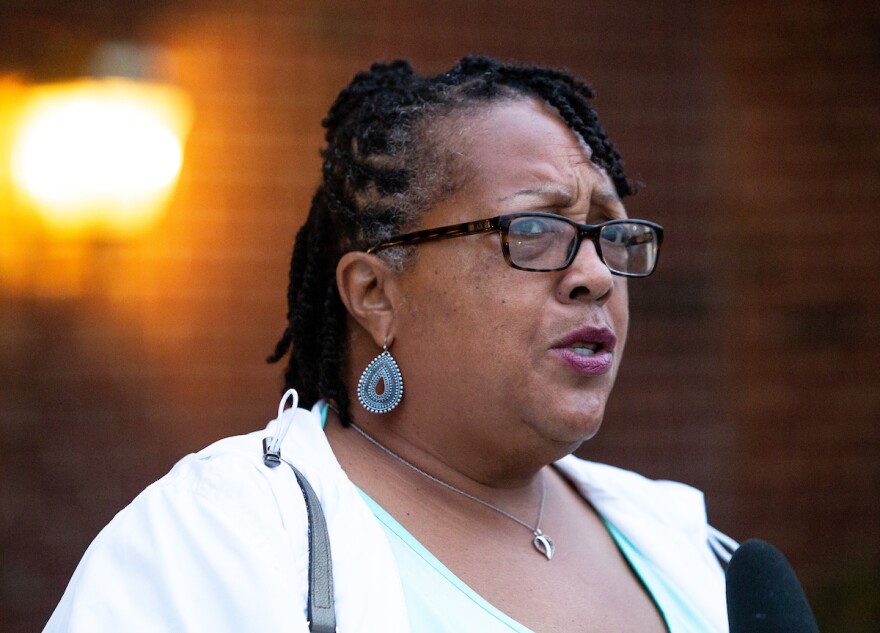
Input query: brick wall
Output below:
<box><xmin>715</xmin><ymin>4</ymin><xmax>880</xmax><ymax>628</ymax></box>
<box><xmin>1</xmin><ymin>1</ymin><xmax>877</xmax><ymax>631</ymax></box>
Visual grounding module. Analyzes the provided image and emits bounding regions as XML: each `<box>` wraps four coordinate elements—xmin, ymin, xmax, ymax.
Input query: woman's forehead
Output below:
<box><xmin>442</xmin><ymin>99</ymin><xmax>618</xmax><ymax>208</ymax></box>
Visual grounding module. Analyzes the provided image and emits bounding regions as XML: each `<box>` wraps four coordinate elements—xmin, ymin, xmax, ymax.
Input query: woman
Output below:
<box><xmin>45</xmin><ymin>57</ymin><xmax>735</xmax><ymax>632</ymax></box>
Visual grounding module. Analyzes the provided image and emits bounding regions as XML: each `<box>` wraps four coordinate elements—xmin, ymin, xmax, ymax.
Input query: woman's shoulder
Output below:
<box><xmin>123</xmin><ymin>428</ymin><xmax>310</xmax><ymax>558</ymax></box>
<box><xmin>160</xmin><ymin>429</ymin><xmax>282</xmax><ymax>499</ymax></box>
<box><xmin>45</xmin><ymin>407</ymin><xmax>412</xmax><ymax>633</ymax></box>
<box><xmin>147</xmin><ymin>403</ymin><xmax>331</xmax><ymax>517</ymax></box>
<box><xmin>555</xmin><ymin>454</ymin><xmax>709</xmax><ymax>528</ymax></box>
<box><xmin>44</xmin><ymin>427</ymin><xmax>312</xmax><ymax>633</ymax></box>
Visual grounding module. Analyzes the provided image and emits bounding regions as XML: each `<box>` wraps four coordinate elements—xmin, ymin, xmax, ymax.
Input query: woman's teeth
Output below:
<box><xmin>569</xmin><ymin>344</ymin><xmax>599</xmax><ymax>356</ymax></box>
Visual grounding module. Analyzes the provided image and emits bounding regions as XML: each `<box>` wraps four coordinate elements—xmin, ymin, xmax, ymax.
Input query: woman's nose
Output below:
<box><xmin>555</xmin><ymin>238</ymin><xmax>615</xmax><ymax>303</ymax></box>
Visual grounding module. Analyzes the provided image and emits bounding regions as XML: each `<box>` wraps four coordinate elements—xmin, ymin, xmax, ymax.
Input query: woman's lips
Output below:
<box><xmin>550</xmin><ymin>327</ymin><xmax>616</xmax><ymax>376</ymax></box>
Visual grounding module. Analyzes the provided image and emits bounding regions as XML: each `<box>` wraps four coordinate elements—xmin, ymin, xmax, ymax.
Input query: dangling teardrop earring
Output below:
<box><xmin>357</xmin><ymin>342</ymin><xmax>404</xmax><ymax>414</ymax></box>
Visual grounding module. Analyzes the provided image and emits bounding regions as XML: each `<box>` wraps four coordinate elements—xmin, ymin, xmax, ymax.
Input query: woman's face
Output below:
<box><xmin>392</xmin><ymin>98</ymin><xmax>630</xmax><ymax>450</ymax></box>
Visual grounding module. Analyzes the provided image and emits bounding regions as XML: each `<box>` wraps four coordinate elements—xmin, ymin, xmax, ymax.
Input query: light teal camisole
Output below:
<box><xmin>358</xmin><ymin>490</ymin><xmax>716</xmax><ymax>632</ymax></box>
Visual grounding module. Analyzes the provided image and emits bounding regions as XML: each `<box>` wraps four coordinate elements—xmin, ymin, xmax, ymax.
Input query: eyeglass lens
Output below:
<box><xmin>507</xmin><ymin>216</ymin><xmax>658</xmax><ymax>275</ymax></box>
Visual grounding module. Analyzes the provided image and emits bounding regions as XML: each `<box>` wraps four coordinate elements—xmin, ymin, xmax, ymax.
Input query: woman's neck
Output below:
<box><xmin>324</xmin><ymin>407</ymin><xmax>568</xmax><ymax>502</ymax></box>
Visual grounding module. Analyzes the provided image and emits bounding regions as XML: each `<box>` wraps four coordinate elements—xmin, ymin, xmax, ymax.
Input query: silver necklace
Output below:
<box><xmin>350</xmin><ymin>422</ymin><xmax>555</xmax><ymax>560</ymax></box>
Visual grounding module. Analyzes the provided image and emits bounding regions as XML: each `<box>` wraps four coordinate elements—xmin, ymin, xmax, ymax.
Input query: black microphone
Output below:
<box><xmin>726</xmin><ymin>538</ymin><xmax>820</xmax><ymax>633</ymax></box>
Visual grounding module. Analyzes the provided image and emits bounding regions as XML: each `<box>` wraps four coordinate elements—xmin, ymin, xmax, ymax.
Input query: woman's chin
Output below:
<box><xmin>525</xmin><ymin>403</ymin><xmax>607</xmax><ymax>449</ymax></box>
<box><xmin>558</xmin><ymin>415</ymin><xmax>604</xmax><ymax>445</ymax></box>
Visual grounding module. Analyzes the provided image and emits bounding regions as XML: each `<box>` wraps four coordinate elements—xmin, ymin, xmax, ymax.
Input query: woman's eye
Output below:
<box><xmin>601</xmin><ymin>225</ymin><xmax>626</xmax><ymax>244</ymax></box>
<box><xmin>512</xmin><ymin>217</ymin><xmax>552</xmax><ymax>235</ymax></box>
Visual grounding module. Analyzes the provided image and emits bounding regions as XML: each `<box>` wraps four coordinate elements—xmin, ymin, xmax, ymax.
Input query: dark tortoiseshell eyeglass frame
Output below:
<box><xmin>366</xmin><ymin>212</ymin><xmax>664</xmax><ymax>277</ymax></box>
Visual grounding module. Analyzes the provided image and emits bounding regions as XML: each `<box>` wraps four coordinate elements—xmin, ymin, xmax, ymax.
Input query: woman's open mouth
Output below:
<box><xmin>551</xmin><ymin>327</ymin><xmax>616</xmax><ymax>375</ymax></box>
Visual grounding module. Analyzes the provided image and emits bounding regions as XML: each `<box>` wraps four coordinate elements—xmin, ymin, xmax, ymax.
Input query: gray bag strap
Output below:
<box><xmin>285</xmin><ymin>460</ymin><xmax>337</xmax><ymax>633</ymax></box>
<box><xmin>261</xmin><ymin>391</ymin><xmax>335</xmax><ymax>631</ymax></box>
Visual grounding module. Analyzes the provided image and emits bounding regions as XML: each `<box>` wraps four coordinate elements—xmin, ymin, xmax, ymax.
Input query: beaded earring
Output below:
<box><xmin>357</xmin><ymin>344</ymin><xmax>403</xmax><ymax>414</ymax></box>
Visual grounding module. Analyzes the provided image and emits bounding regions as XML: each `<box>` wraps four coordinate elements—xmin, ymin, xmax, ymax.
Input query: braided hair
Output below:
<box><xmin>267</xmin><ymin>56</ymin><xmax>635</xmax><ymax>425</ymax></box>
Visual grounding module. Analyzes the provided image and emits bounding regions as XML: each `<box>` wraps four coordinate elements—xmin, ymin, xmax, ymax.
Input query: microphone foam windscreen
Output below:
<box><xmin>726</xmin><ymin>538</ymin><xmax>819</xmax><ymax>633</ymax></box>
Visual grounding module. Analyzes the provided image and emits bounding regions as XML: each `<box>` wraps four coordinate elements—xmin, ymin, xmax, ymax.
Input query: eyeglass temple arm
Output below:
<box><xmin>366</xmin><ymin>218</ymin><xmax>498</xmax><ymax>254</ymax></box>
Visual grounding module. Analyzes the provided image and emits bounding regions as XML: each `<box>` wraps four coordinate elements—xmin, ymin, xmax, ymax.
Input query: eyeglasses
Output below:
<box><xmin>366</xmin><ymin>212</ymin><xmax>664</xmax><ymax>277</ymax></box>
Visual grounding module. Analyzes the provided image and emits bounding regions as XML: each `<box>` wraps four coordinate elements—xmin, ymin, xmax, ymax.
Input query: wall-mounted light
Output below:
<box><xmin>1</xmin><ymin>43</ymin><xmax>193</xmax><ymax>296</ymax></box>
<box><xmin>9</xmin><ymin>77</ymin><xmax>192</xmax><ymax>239</ymax></box>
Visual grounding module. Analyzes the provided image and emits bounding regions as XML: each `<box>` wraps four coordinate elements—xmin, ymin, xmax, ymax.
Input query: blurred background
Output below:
<box><xmin>1</xmin><ymin>0</ymin><xmax>877</xmax><ymax>631</ymax></box>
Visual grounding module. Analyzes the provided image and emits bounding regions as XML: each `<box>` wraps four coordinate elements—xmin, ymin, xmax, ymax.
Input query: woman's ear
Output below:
<box><xmin>336</xmin><ymin>252</ymin><xmax>400</xmax><ymax>347</ymax></box>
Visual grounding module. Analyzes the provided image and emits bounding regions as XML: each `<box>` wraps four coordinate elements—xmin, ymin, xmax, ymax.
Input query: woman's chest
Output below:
<box><xmin>378</xmin><ymin>487</ymin><xmax>669</xmax><ymax>633</ymax></box>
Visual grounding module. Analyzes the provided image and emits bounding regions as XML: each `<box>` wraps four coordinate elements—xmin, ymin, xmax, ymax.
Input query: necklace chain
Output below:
<box><xmin>349</xmin><ymin>422</ymin><xmax>554</xmax><ymax>559</ymax></box>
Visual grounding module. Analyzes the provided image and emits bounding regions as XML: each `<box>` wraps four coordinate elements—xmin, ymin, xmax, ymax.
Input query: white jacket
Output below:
<box><xmin>45</xmin><ymin>402</ymin><xmax>734</xmax><ymax>632</ymax></box>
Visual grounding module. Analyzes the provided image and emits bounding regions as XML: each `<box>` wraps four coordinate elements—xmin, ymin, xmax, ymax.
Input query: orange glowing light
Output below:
<box><xmin>10</xmin><ymin>78</ymin><xmax>192</xmax><ymax>238</ymax></box>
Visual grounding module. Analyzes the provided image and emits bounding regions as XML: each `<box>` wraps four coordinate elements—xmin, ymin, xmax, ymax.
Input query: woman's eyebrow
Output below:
<box><xmin>497</xmin><ymin>185</ymin><xmax>573</xmax><ymax>204</ymax></box>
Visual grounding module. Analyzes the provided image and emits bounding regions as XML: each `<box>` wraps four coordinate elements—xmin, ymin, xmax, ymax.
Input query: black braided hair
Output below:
<box><xmin>267</xmin><ymin>56</ymin><xmax>635</xmax><ymax>425</ymax></box>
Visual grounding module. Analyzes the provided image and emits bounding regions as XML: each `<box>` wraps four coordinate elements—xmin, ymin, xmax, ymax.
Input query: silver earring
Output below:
<box><xmin>357</xmin><ymin>345</ymin><xmax>403</xmax><ymax>414</ymax></box>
